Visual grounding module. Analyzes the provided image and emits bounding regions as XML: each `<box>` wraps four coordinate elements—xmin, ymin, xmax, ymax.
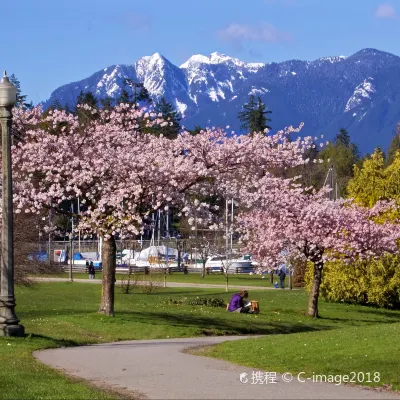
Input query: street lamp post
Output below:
<box><xmin>0</xmin><ymin>71</ymin><xmax>24</xmax><ymax>336</ymax></box>
<box><xmin>177</xmin><ymin>239</ymin><xmax>182</xmax><ymax>270</ymax></box>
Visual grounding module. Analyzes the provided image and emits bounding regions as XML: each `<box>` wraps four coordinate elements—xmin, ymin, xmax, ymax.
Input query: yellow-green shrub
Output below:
<box><xmin>304</xmin><ymin>255</ymin><xmax>400</xmax><ymax>309</ymax></box>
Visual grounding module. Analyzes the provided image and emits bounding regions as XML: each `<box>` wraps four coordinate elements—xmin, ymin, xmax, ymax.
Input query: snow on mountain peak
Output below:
<box><xmin>43</xmin><ymin>47</ymin><xmax>400</xmax><ymax>155</ymax></box>
<box><xmin>345</xmin><ymin>77</ymin><xmax>376</xmax><ymax>113</ymax></box>
<box><xmin>180</xmin><ymin>54</ymin><xmax>210</xmax><ymax>69</ymax></box>
<box><xmin>179</xmin><ymin>53</ymin><xmax>234</xmax><ymax>68</ymax></box>
<box><xmin>180</xmin><ymin>52</ymin><xmax>264</xmax><ymax>70</ymax></box>
<box><xmin>137</xmin><ymin>52</ymin><xmax>167</xmax><ymax>67</ymax></box>
<box><xmin>97</xmin><ymin>65</ymin><xmax>125</xmax><ymax>97</ymax></box>
<box><xmin>318</xmin><ymin>55</ymin><xmax>347</xmax><ymax>63</ymax></box>
<box><xmin>209</xmin><ymin>52</ymin><xmax>235</xmax><ymax>64</ymax></box>
<box><xmin>135</xmin><ymin>53</ymin><xmax>170</xmax><ymax>96</ymax></box>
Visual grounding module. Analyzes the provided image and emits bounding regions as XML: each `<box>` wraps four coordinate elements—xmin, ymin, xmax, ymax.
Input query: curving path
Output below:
<box><xmin>33</xmin><ymin>277</ymin><xmax>287</xmax><ymax>291</ymax></box>
<box><xmin>34</xmin><ymin>336</ymin><xmax>399</xmax><ymax>399</ymax></box>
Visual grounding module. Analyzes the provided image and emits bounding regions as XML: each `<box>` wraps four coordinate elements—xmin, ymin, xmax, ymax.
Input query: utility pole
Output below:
<box><xmin>48</xmin><ymin>199</ymin><xmax>52</xmax><ymax>265</ymax></box>
<box><xmin>157</xmin><ymin>210</ymin><xmax>161</xmax><ymax>247</ymax></box>
<box><xmin>225</xmin><ymin>198</ymin><xmax>229</xmax><ymax>292</ymax></box>
<box><xmin>69</xmin><ymin>204</ymin><xmax>74</xmax><ymax>282</ymax></box>
<box><xmin>324</xmin><ymin>165</ymin><xmax>335</xmax><ymax>201</ymax></box>
<box><xmin>120</xmin><ymin>201</ymin><xmax>123</xmax><ymax>263</ymax></box>
<box><xmin>194</xmin><ymin>209</ymin><xmax>198</xmax><ymax>268</ymax></box>
<box><xmin>77</xmin><ymin>197</ymin><xmax>81</xmax><ymax>253</ymax></box>
<box><xmin>230</xmin><ymin>199</ymin><xmax>234</xmax><ymax>254</ymax></box>
<box><xmin>329</xmin><ymin>165</ymin><xmax>334</xmax><ymax>201</ymax></box>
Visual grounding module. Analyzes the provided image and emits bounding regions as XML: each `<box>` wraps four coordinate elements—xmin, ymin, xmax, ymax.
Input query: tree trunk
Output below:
<box><xmin>99</xmin><ymin>235</ymin><xmax>116</xmax><ymax>316</ymax></box>
<box><xmin>202</xmin><ymin>261</ymin><xmax>206</xmax><ymax>279</ymax></box>
<box><xmin>225</xmin><ymin>273</ymin><xmax>229</xmax><ymax>292</ymax></box>
<box><xmin>307</xmin><ymin>262</ymin><xmax>323</xmax><ymax>318</ymax></box>
<box><xmin>270</xmin><ymin>270</ymin><xmax>273</xmax><ymax>283</ymax></box>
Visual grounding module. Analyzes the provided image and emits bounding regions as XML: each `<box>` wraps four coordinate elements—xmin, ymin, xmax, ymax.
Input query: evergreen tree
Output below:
<box><xmin>100</xmin><ymin>97</ymin><xmax>114</xmax><ymax>110</ymax></box>
<box><xmin>238</xmin><ymin>95</ymin><xmax>271</xmax><ymax>134</ymax></box>
<box><xmin>136</xmin><ymin>83</ymin><xmax>152</xmax><ymax>104</ymax></box>
<box><xmin>188</xmin><ymin>125</ymin><xmax>203</xmax><ymax>136</ymax></box>
<box><xmin>42</xmin><ymin>99</ymin><xmax>64</xmax><ymax>119</ymax></box>
<box><xmin>9</xmin><ymin>74</ymin><xmax>33</xmax><ymax>109</ymax></box>
<box><xmin>75</xmin><ymin>91</ymin><xmax>99</xmax><ymax>122</ymax></box>
<box><xmin>335</xmin><ymin>128</ymin><xmax>351</xmax><ymax>147</ymax></box>
<box><xmin>153</xmin><ymin>97</ymin><xmax>181</xmax><ymax>139</ymax></box>
<box><xmin>117</xmin><ymin>89</ymin><xmax>132</xmax><ymax>105</ymax></box>
<box><xmin>51</xmin><ymin>99</ymin><xmax>63</xmax><ymax>111</ymax></box>
<box><xmin>319</xmin><ymin>128</ymin><xmax>359</xmax><ymax>197</ymax></box>
<box><xmin>254</xmin><ymin>97</ymin><xmax>272</xmax><ymax>132</ymax></box>
<box><xmin>386</xmin><ymin>123</ymin><xmax>400</xmax><ymax>166</ymax></box>
<box><xmin>76</xmin><ymin>90</ymin><xmax>98</xmax><ymax>108</ymax></box>
<box><xmin>64</xmin><ymin>103</ymin><xmax>72</xmax><ymax>114</ymax></box>
<box><xmin>123</xmin><ymin>79</ymin><xmax>152</xmax><ymax>107</ymax></box>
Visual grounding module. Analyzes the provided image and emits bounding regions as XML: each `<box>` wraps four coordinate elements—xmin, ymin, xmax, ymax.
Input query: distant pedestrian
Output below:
<box><xmin>278</xmin><ymin>268</ymin><xmax>286</xmax><ymax>289</ymax></box>
<box><xmin>89</xmin><ymin>261</ymin><xmax>95</xmax><ymax>279</ymax></box>
<box><xmin>86</xmin><ymin>260</ymin><xmax>90</xmax><ymax>275</ymax></box>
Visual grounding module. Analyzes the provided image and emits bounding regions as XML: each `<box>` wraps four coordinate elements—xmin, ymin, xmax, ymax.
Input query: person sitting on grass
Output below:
<box><xmin>227</xmin><ymin>290</ymin><xmax>251</xmax><ymax>313</ymax></box>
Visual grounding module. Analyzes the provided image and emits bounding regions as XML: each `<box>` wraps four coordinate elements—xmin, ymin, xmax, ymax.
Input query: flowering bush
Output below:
<box><xmin>305</xmin><ymin>255</ymin><xmax>400</xmax><ymax>309</ymax></box>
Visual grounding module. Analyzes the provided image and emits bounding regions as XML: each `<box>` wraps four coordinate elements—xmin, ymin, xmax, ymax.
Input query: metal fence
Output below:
<box><xmin>49</xmin><ymin>238</ymin><xmax>242</xmax><ymax>255</ymax></box>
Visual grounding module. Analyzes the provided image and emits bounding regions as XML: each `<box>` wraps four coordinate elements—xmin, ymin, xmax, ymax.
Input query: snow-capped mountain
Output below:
<box><xmin>44</xmin><ymin>48</ymin><xmax>400</xmax><ymax>153</ymax></box>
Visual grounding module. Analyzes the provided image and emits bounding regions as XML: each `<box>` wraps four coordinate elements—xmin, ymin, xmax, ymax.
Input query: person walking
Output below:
<box><xmin>89</xmin><ymin>261</ymin><xmax>95</xmax><ymax>279</ymax></box>
<box><xmin>278</xmin><ymin>267</ymin><xmax>286</xmax><ymax>289</ymax></box>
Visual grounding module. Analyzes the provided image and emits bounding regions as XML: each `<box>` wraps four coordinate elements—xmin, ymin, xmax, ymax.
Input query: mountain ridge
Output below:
<box><xmin>44</xmin><ymin>48</ymin><xmax>400</xmax><ymax>153</ymax></box>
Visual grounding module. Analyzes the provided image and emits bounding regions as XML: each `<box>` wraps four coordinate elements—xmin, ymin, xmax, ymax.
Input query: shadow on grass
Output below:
<box><xmin>320</xmin><ymin>312</ymin><xmax>400</xmax><ymax>324</ymax></box>
<box><xmin>354</xmin><ymin>308</ymin><xmax>400</xmax><ymax>319</ymax></box>
<box><xmin>27</xmin><ymin>333</ymin><xmax>81</xmax><ymax>348</ymax></box>
<box><xmin>118</xmin><ymin>310</ymin><xmax>334</xmax><ymax>336</ymax></box>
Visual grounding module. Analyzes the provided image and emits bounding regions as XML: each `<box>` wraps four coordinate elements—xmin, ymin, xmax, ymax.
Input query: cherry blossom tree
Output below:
<box><xmin>238</xmin><ymin>182</ymin><xmax>400</xmax><ymax>317</ymax></box>
<box><xmin>10</xmin><ymin>105</ymin><xmax>312</xmax><ymax>316</ymax></box>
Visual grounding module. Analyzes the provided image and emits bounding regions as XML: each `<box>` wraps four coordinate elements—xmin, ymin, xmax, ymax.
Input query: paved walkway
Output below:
<box><xmin>33</xmin><ymin>277</ymin><xmax>287</xmax><ymax>291</ymax></box>
<box><xmin>35</xmin><ymin>336</ymin><xmax>399</xmax><ymax>399</ymax></box>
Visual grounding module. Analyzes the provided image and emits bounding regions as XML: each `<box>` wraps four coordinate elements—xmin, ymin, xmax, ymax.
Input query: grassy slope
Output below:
<box><xmin>198</xmin><ymin>323</ymin><xmax>400</xmax><ymax>390</ymax></box>
<box><xmin>1</xmin><ymin>283</ymin><xmax>399</xmax><ymax>398</ymax></box>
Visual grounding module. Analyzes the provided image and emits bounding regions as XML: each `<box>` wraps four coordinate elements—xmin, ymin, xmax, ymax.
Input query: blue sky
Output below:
<box><xmin>2</xmin><ymin>0</ymin><xmax>399</xmax><ymax>103</ymax></box>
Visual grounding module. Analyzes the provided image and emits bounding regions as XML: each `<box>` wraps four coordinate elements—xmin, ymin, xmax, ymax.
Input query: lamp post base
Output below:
<box><xmin>0</xmin><ymin>323</ymin><xmax>24</xmax><ymax>337</ymax></box>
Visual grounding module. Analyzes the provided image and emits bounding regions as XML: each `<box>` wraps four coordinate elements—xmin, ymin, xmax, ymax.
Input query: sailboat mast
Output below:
<box><xmin>230</xmin><ymin>199</ymin><xmax>233</xmax><ymax>253</ymax></box>
<box><xmin>225</xmin><ymin>199</ymin><xmax>229</xmax><ymax>263</ymax></box>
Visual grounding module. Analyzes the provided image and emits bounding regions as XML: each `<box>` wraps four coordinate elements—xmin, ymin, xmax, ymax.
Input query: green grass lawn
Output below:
<box><xmin>37</xmin><ymin>270</ymin><xmax>277</xmax><ymax>287</ymax></box>
<box><xmin>196</xmin><ymin>323</ymin><xmax>400</xmax><ymax>391</ymax></box>
<box><xmin>1</xmin><ymin>282</ymin><xmax>399</xmax><ymax>399</ymax></box>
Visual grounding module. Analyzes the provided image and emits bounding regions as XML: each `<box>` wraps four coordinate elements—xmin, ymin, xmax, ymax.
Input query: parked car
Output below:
<box><xmin>205</xmin><ymin>255</ymin><xmax>254</xmax><ymax>273</ymax></box>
